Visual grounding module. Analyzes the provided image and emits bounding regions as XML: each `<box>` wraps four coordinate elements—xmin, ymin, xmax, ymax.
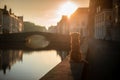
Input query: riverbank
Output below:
<box><xmin>39</xmin><ymin>38</ymin><xmax>120</xmax><ymax>80</ymax></box>
<box><xmin>40</xmin><ymin>55</ymin><xmax>85</xmax><ymax>80</ymax></box>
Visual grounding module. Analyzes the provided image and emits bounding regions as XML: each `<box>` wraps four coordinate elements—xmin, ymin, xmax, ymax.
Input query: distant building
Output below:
<box><xmin>0</xmin><ymin>5</ymin><xmax>24</xmax><ymax>34</ymax></box>
<box><xmin>48</xmin><ymin>25</ymin><xmax>57</xmax><ymax>33</ymax></box>
<box><xmin>70</xmin><ymin>8</ymin><xmax>89</xmax><ymax>37</ymax></box>
<box><xmin>57</xmin><ymin>15</ymin><xmax>69</xmax><ymax>34</ymax></box>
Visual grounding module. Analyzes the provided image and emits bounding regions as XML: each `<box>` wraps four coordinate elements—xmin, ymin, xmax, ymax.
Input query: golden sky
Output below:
<box><xmin>0</xmin><ymin>0</ymin><xmax>89</xmax><ymax>27</ymax></box>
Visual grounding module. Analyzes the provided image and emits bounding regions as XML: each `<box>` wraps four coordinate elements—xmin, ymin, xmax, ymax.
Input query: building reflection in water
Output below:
<box><xmin>57</xmin><ymin>51</ymin><xmax>68</xmax><ymax>61</ymax></box>
<box><xmin>0</xmin><ymin>49</ymin><xmax>68</xmax><ymax>75</ymax></box>
<box><xmin>0</xmin><ymin>50</ymin><xmax>23</xmax><ymax>74</ymax></box>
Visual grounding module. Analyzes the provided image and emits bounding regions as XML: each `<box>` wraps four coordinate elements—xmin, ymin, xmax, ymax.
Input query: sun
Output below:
<box><xmin>58</xmin><ymin>1</ymin><xmax>78</xmax><ymax>18</ymax></box>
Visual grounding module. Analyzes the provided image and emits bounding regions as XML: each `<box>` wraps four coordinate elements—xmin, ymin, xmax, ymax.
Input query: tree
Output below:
<box><xmin>23</xmin><ymin>21</ymin><xmax>47</xmax><ymax>32</ymax></box>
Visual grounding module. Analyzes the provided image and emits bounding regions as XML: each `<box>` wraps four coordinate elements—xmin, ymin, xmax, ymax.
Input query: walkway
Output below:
<box><xmin>40</xmin><ymin>56</ymin><xmax>85</xmax><ymax>80</ymax></box>
<box><xmin>40</xmin><ymin>38</ymin><xmax>120</xmax><ymax>80</ymax></box>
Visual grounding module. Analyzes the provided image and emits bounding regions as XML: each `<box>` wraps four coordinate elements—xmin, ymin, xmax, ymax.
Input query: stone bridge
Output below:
<box><xmin>0</xmin><ymin>32</ymin><xmax>70</xmax><ymax>50</ymax></box>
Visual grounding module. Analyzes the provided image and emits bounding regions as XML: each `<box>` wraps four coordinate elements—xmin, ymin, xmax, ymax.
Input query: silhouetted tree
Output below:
<box><xmin>23</xmin><ymin>22</ymin><xmax>47</xmax><ymax>32</ymax></box>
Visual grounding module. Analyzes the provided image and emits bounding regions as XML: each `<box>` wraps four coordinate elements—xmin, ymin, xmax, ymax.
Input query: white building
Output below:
<box><xmin>0</xmin><ymin>5</ymin><xmax>23</xmax><ymax>34</ymax></box>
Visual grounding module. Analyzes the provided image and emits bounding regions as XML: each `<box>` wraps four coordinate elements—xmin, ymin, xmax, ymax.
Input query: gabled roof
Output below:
<box><xmin>0</xmin><ymin>8</ymin><xmax>9</xmax><ymax>15</ymax></box>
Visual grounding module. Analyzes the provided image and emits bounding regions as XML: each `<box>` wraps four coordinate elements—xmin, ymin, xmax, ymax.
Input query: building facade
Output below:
<box><xmin>56</xmin><ymin>8</ymin><xmax>89</xmax><ymax>37</ymax></box>
<box><xmin>94</xmin><ymin>0</ymin><xmax>113</xmax><ymax>40</ymax></box>
<box><xmin>89</xmin><ymin>0</ymin><xmax>120</xmax><ymax>41</ymax></box>
<box><xmin>89</xmin><ymin>0</ymin><xmax>112</xmax><ymax>38</ymax></box>
<box><xmin>70</xmin><ymin>8</ymin><xmax>89</xmax><ymax>37</ymax></box>
<box><xmin>88</xmin><ymin>0</ymin><xmax>120</xmax><ymax>40</ymax></box>
<box><xmin>0</xmin><ymin>5</ymin><xmax>23</xmax><ymax>34</ymax></box>
<box><xmin>95</xmin><ymin>9</ymin><xmax>112</xmax><ymax>40</ymax></box>
<box><xmin>113</xmin><ymin>0</ymin><xmax>120</xmax><ymax>27</ymax></box>
<box><xmin>111</xmin><ymin>0</ymin><xmax>120</xmax><ymax>41</ymax></box>
<box><xmin>88</xmin><ymin>0</ymin><xmax>98</xmax><ymax>38</ymax></box>
<box><xmin>57</xmin><ymin>15</ymin><xmax>69</xmax><ymax>34</ymax></box>
<box><xmin>0</xmin><ymin>9</ymin><xmax>3</xmax><ymax>33</ymax></box>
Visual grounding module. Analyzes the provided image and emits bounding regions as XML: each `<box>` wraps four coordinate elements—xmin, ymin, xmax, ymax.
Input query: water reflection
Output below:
<box><xmin>0</xmin><ymin>49</ymin><xmax>68</xmax><ymax>80</ymax></box>
<box><xmin>0</xmin><ymin>34</ymin><xmax>69</xmax><ymax>80</ymax></box>
<box><xmin>56</xmin><ymin>51</ymin><xmax>68</xmax><ymax>61</ymax></box>
<box><xmin>0</xmin><ymin>50</ymin><xmax>23</xmax><ymax>74</ymax></box>
<box><xmin>26</xmin><ymin>35</ymin><xmax>50</xmax><ymax>49</ymax></box>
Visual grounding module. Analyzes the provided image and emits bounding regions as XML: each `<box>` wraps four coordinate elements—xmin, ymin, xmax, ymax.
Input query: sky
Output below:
<box><xmin>0</xmin><ymin>0</ymin><xmax>89</xmax><ymax>28</ymax></box>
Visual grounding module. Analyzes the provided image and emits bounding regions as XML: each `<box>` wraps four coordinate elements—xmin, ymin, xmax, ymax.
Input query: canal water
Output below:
<box><xmin>0</xmin><ymin>35</ymin><xmax>69</xmax><ymax>80</ymax></box>
<box><xmin>0</xmin><ymin>50</ymin><xmax>68</xmax><ymax>80</ymax></box>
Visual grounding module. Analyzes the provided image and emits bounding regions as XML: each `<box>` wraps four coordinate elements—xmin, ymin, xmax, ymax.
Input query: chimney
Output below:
<box><xmin>4</xmin><ymin>5</ymin><xmax>7</xmax><ymax>10</ymax></box>
<box><xmin>9</xmin><ymin>8</ymin><xmax>12</xmax><ymax>14</ymax></box>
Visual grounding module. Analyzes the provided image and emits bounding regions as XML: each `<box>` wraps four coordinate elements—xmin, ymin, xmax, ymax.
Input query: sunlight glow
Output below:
<box><xmin>58</xmin><ymin>1</ymin><xmax>78</xmax><ymax>18</ymax></box>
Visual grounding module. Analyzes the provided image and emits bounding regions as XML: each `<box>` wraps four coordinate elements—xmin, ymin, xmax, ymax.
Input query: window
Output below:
<box><xmin>0</xmin><ymin>11</ymin><xmax>2</xmax><ymax>26</ymax></box>
<box><xmin>96</xmin><ymin>6</ymin><xmax>101</xmax><ymax>13</ymax></box>
<box><xmin>115</xmin><ymin>4</ymin><xmax>119</xmax><ymax>23</ymax></box>
<box><xmin>115</xmin><ymin>17</ymin><xmax>118</xmax><ymax>23</ymax></box>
